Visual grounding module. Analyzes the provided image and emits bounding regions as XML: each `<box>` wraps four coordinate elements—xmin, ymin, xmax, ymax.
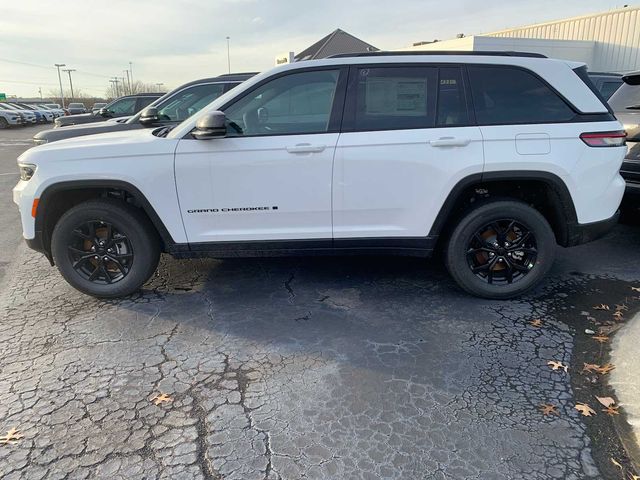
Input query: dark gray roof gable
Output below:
<box><xmin>294</xmin><ymin>28</ymin><xmax>378</xmax><ymax>61</ymax></box>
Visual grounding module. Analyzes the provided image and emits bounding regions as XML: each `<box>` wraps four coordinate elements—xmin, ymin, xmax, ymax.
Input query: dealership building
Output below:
<box><xmin>403</xmin><ymin>6</ymin><xmax>640</xmax><ymax>74</ymax></box>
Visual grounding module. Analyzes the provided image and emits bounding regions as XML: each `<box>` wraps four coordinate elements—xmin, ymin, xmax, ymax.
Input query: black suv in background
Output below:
<box><xmin>588</xmin><ymin>72</ymin><xmax>623</xmax><ymax>100</ymax></box>
<box><xmin>34</xmin><ymin>73</ymin><xmax>255</xmax><ymax>144</ymax></box>
<box><xmin>54</xmin><ymin>93</ymin><xmax>163</xmax><ymax>128</ymax></box>
<box><xmin>66</xmin><ymin>103</ymin><xmax>88</xmax><ymax>115</ymax></box>
<box><xmin>608</xmin><ymin>72</ymin><xmax>640</xmax><ymax>206</ymax></box>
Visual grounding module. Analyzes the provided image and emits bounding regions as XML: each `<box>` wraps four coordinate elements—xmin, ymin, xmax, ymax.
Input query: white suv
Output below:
<box><xmin>13</xmin><ymin>52</ymin><xmax>626</xmax><ymax>299</ymax></box>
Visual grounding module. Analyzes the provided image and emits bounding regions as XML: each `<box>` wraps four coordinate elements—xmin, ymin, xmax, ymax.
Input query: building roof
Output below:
<box><xmin>294</xmin><ymin>29</ymin><xmax>378</xmax><ymax>61</ymax></box>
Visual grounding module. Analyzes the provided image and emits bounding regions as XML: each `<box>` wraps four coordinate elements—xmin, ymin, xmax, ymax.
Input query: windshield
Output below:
<box><xmin>68</xmin><ymin>103</ymin><xmax>84</xmax><ymax>108</ymax></box>
<box><xmin>608</xmin><ymin>81</ymin><xmax>640</xmax><ymax>111</ymax></box>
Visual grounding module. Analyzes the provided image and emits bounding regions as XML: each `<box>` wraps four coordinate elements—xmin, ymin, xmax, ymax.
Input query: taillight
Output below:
<box><xmin>580</xmin><ymin>131</ymin><xmax>626</xmax><ymax>147</ymax></box>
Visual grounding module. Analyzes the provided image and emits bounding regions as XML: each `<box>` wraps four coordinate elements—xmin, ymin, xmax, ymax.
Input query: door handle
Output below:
<box><xmin>428</xmin><ymin>137</ymin><xmax>471</xmax><ymax>147</ymax></box>
<box><xmin>286</xmin><ymin>144</ymin><xmax>326</xmax><ymax>154</ymax></box>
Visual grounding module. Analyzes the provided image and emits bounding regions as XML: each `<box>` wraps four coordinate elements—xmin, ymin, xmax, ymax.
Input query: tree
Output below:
<box><xmin>104</xmin><ymin>80</ymin><xmax>164</xmax><ymax>99</ymax></box>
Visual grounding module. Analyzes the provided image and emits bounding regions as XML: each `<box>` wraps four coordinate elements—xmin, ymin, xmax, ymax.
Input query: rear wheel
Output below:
<box><xmin>0</xmin><ymin>118</ymin><xmax>8</xmax><ymax>129</ymax></box>
<box><xmin>51</xmin><ymin>199</ymin><xmax>160</xmax><ymax>298</ymax></box>
<box><xmin>445</xmin><ymin>200</ymin><xmax>556</xmax><ymax>299</ymax></box>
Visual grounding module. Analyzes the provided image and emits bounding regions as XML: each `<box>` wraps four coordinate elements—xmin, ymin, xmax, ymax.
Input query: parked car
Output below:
<box><xmin>0</xmin><ymin>109</ymin><xmax>24</xmax><ymax>128</ymax></box>
<box><xmin>39</xmin><ymin>105</ymin><xmax>65</xmax><ymax>118</ymax></box>
<box><xmin>608</xmin><ymin>72</ymin><xmax>640</xmax><ymax>205</ymax></box>
<box><xmin>14</xmin><ymin>103</ymin><xmax>54</xmax><ymax>123</ymax></box>
<box><xmin>0</xmin><ymin>103</ymin><xmax>37</xmax><ymax>124</ymax></box>
<box><xmin>66</xmin><ymin>103</ymin><xmax>87</xmax><ymax>115</ymax></box>
<box><xmin>91</xmin><ymin>103</ymin><xmax>107</xmax><ymax>114</ymax></box>
<box><xmin>14</xmin><ymin>52</ymin><xmax>625</xmax><ymax>299</ymax></box>
<box><xmin>588</xmin><ymin>72</ymin><xmax>623</xmax><ymax>100</ymax></box>
<box><xmin>34</xmin><ymin>73</ymin><xmax>255</xmax><ymax>144</ymax></box>
<box><xmin>54</xmin><ymin>94</ymin><xmax>162</xmax><ymax>128</ymax></box>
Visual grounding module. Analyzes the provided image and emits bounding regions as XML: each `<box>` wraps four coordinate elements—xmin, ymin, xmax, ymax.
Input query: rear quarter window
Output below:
<box><xmin>468</xmin><ymin>66</ymin><xmax>576</xmax><ymax>125</ymax></box>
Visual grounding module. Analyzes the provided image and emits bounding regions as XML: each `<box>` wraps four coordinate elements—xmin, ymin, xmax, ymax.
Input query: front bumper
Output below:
<box><xmin>565</xmin><ymin>211</ymin><xmax>620</xmax><ymax>247</ymax></box>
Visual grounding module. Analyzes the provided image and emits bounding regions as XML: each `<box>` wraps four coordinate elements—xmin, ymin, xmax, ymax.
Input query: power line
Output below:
<box><xmin>0</xmin><ymin>57</ymin><xmax>115</xmax><ymax>80</ymax></box>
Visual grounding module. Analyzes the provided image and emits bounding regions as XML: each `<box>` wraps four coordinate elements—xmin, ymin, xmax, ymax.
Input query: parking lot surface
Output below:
<box><xmin>1</xmin><ymin>129</ymin><xmax>639</xmax><ymax>479</ymax></box>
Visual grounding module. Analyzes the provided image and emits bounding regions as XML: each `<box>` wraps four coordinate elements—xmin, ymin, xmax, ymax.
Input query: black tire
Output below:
<box><xmin>51</xmin><ymin>199</ymin><xmax>160</xmax><ymax>298</ymax></box>
<box><xmin>0</xmin><ymin>118</ymin><xmax>8</xmax><ymax>129</ymax></box>
<box><xmin>445</xmin><ymin>200</ymin><xmax>556</xmax><ymax>299</ymax></box>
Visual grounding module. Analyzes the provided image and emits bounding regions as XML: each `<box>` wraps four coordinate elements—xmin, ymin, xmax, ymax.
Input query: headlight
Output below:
<box><xmin>19</xmin><ymin>164</ymin><xmax>36</xmax><ymax>181</ymax></box>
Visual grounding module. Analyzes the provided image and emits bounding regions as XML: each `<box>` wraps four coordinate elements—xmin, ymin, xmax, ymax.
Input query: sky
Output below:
<box><xmin>0</xmin><ymin>0</ymin><xmax>630</xmax><ymax>98</ymax></box>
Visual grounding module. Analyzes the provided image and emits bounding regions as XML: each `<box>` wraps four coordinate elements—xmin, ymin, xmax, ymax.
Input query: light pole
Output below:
<box><xmin>129</xmin><ymin>61</ymin><xmax>133</xmax><ymax>87</ymax></box>
<box><xmin>124</xmin><ymin>69</ymin><xmax>131</xmax><ymax>94</ymax></box>
<box><xmin>62</xmin><ymin>68</ymin><xmax>76</xmax><ymax>100</ymax></box>
<box><xmin>155</xmin><ymin>82</ymin><xmax>164</xmax><ymax>92</ymax></box>
<box><xmin>54</xmin><ymin>63</ymin><xmax>65</xmax><ymax>107</ymax></box>
<box><xmin>226</xmin><ymin>36</ymin><xmax>231</xmax><ymax>74</ymax></box>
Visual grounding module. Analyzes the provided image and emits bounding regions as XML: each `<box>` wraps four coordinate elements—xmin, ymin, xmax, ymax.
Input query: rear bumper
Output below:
<box><xmin>565</xmin><ymin>211</ymin><xmax>620</xmax><ymax>247</ymax></box>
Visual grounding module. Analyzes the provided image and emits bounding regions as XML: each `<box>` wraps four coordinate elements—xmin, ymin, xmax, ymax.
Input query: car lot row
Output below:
<box><xmin>0</xmin><ymin>101</ymin><xmax>112</xmax><ymax>128</ymax></box>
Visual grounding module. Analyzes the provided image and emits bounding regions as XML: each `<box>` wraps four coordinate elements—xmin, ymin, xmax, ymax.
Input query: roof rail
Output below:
<box><xmin>218</xmin><ymin>72</ymin><xmax>260</xmax><ymax>77</ymax></box>
<box><xmin>328</xmin><ymin>50</ymin><xmax>547</xmax><ymax>59</ymax></box>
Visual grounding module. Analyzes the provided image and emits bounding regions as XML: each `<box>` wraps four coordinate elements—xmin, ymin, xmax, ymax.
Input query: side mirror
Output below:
<box><xmin>98</xmin><ymin>107</ymin><xmax>112</xmax><ymax>117</ymax></box>
<box><xmin>139</xmin><ymin>107</ymin><xmax>160</xmax><ymax>126</ymax></box>
<box><xmin>192</xmin><ymin>111</ymin><xmax>226</xmax><ymax>140</ymax></box>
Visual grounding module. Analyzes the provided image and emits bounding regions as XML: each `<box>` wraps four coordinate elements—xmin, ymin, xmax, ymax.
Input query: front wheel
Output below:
<box><xmin>445</xmin><ymin>200</ymin><xmax>556</xmax><ymax>299</ymax></box>
<box><xmin>51</xmin><ymin>199</ymin><xmax>160</xmax><ymax>298</ymax></box>
<box><xmin>0</xmin><ymin>118</ymin><xmax>8</xmax><ymax>129</ymax></box>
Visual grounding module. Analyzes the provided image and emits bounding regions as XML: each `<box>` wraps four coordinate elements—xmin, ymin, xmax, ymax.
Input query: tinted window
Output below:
<box><xmin>353</xmin><ymin>67</ymin><xmax>436</xmax><ymax>131</ymax></box>
<box><xmin>437</xmin><ymin>67</ymin><xmax>469</xmax><ymax>126</ymax></box>
<box><xmin>600</xmin><ymin>81</ymin><xmax>622</xmax><ymax>100</ymax></box>
<box><xmin>107</xmin><ymin>98</ymin><xmax>136</xmax><ymax>115</ymax></box>
<box><xmin>158</xmin><ymin>83</ymin><xmax>227</xmax><ymax>122</ymax></box>
<box><xmin>137</xmin><ymin>97</ymin><xmax>156</xmax><ymax>112</ymax></box>
<box><xmin>468</xmin><ymin>66</ymin><xmax>575</xmax><ymax>124</ymax></box>
<box><xmin>224</xmin><ymin>70</ymin><xmax>340</xmax><ymax>136</ymax></box>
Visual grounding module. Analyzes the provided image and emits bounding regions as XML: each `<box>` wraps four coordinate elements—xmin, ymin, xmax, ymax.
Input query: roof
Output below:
<box><xmin>295</xmin><ymin>29</ymin><xmax>378</xmax><ymax>61</ymax></box>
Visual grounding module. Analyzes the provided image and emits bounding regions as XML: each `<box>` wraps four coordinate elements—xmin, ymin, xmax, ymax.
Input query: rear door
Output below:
<box><xmin>332</xmin><ymin>64</ymin><xmax>484</xmax><ymax>241</ymax></box>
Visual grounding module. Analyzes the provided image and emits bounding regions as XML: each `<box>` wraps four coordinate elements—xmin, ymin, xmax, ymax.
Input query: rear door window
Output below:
<box><xmin>437</xmin><ymin>67</ymin><xmax>469</xmax><ymax>127</ymax></box>
<box><xmin>350</xmin><ymin>66</ymin><xmax>437</xmax><ymax>131</ymax></box>
<box><xmin>468</xmin><ymin>66</ymin><xmax>576</xmax><ymax>125</ymax></box>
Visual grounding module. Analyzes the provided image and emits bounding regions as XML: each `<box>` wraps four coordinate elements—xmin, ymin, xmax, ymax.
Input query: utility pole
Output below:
<box><xmin>38</xmin><ymin>87</ymin><xmax>42</xmax><ymax>100</ymax></box>
<box><xmin>155</xmin><ymin>82</ymin><xmax>164</xmax><ymax>92</ymax></box>
<box><xmin>226</xmin><ymin>36</ymin><xmax>231</xmax><ymax>74</ymax></box>
<box><xmin>124</xmin><ymin>69</ymin><xmax>131</xmax><ymax>94</ymax></box>
<box><xmin>54</xmin><ymin>63</ymin><xmax>66</xmax><ymax>107</ymax></box>
<box><xmin>110</xmin><ymin>78</ymin><xmax>120</xmax><ymax>97</ymax></box>
<box><xmin>62</xmin><ymin>68</ymin><xmax>76</xmax><ymax>100</ymax></box>
<box><xmin>129</xmin><ymin>61</ymin><xmax>133</xmax><ymax>87</ymax></box>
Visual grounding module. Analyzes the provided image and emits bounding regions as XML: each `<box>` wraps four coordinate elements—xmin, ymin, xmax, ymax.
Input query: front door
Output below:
<box><xmin>174</xmin><ymin>68</ymin><xmax>346</xmax><ymax>244</ymax></box>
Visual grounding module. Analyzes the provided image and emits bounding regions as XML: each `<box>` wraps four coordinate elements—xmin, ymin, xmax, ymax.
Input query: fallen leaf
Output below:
<box><xmin>597</xmin><ymin>363</ymin><xmax>616</xmax><ymax>375</ymax></box>
<box><xmin>615</xmin><ymin>304</ymin><xmax>629</xmax><ymax>312</ymax></box>
<box><xmin>575</xmin><ymin>403</ymin><xmax>596</xmax><ymax>416</ymax></box>
<box><xmin>529</xmin><ymin>319</ymin><xmax>543</xmax><ymax>328</ymax></box>
<box><xmin>593</xmin><ymin>304</ymin><xmax>610</xmax><ymax>311</ymax></box>
<box><xmin>539</xmin><ymin>403</ymin><xmax>559</xmax><ymax>416</ymax></box>
<box><xmin>592</xmin><ymin>335</ymin><xmax>609</xmax><ymax>344</ymax></box>
<box><xmin>631</xmin><ymin>286</ymin><xmax>640</xmax><ymax>293</ymax></box>
<box><xmin>613</xmin><ymin>311</ymin><xmax>624</xmax><ymax>321</ymax></box>
<box><xmin>629</xmin><ymin>474</ymin><xmax>640</xmax><ymax>480</ymax></box>
<box><xmin>595</xmin><ymin>396</ymin><xmax>616</xmax><ymax>407</ymax></box>
<box><xmin>611</xmin><ymin>458</ymin><xmax>623</xmax><ymax>469</ymax></box>
<box><xmin>151</xmin><ymin>393</ymin><xmax>173</xmax><ymax>406</ymax></box>
<box><xmin>547</xmin><ymin>360</ymin><xmax>569</xmax><ymax>372</ymax></box>
<box><xmin>0</xmin><ymin>427</ymin><xmax>23</xmax><ymax>445</ymax></box>
<box><xmin>603</xmin><ymin>405</ymin><xmax>620</xmax><ymax>416</ymax></box>
<box><xmin>582</xmin><ymin>363</ymin><xmax>602</xmax><ymax>374</ymax></box>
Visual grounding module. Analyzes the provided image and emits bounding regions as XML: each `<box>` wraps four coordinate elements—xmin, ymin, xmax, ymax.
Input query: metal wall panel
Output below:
<box><xmin>487</xmin><ymin>8</ymin><xmax>640</xmax><ymax>72</ymax></box>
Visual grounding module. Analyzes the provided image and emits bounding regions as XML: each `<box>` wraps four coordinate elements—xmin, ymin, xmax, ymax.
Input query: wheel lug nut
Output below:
<box><xmin>103</xmin><ymin>256</ymin><xmax>108</xmax><ymax>261</ymax></box>
<box><xmin>94</xmin><ymin>256</ymin><xmax>99</xmax><ymax>260</ymax></box>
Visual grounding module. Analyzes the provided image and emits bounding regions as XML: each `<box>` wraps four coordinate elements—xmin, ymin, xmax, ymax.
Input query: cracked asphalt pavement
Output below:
<box><xmin>1</xmin><ymin>127</ymin><xmax>640</xmax><ymax>479</ymax></box>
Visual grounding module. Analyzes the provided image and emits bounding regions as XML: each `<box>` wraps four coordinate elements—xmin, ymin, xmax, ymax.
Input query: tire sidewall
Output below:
<box><xmin>446</xmin><ymin>201</ymin><xmax>556</xmax><ymax>299</ymax></box>
<box><xmin>52</xmin><ymin>201</ymin><xmax>159</xmax><ymax>298</ymax></box>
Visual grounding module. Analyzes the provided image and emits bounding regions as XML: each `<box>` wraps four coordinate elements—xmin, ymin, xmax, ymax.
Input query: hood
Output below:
<box><xmin>20</xmin><ymin>128</ymin><xmax>177</xmax><ymax>165</ymax></box>
<box><xmin>34</xmin><ymin>119</ymin><xmax>142</xmax><ymax>143</ymax></box>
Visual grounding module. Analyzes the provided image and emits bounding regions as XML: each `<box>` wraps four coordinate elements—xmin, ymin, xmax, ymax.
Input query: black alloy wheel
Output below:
<box><xmin>68</xmin><ymin>220</ymin><xmax>133</xmax><ymax>284</ymax></box>
<box><xmin>466</xmin><ymin>219</ymin><xmax>537</xmax><ymax>285</ymax></box>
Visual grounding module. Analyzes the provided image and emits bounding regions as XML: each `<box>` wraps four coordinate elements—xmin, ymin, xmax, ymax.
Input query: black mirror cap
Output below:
<box><xmin>192</xmin><ymin>111</ymin><xmax>226</xmax><ymax>139</ymax></box>
<box><xmin>98</xmin><ymin>107</ymin><xmax>112</xmax><ymax>117</ymax></box>
<box><xmin>139</xmin><ymin>107</ymin><xmax>160</xmax><ymax>126</ymax></box>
